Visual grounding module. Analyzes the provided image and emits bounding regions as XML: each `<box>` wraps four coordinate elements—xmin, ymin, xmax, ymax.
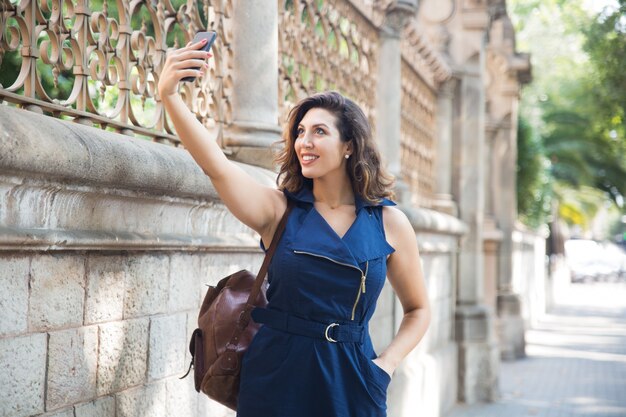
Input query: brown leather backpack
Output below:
<box><xmin>181</xmin><ymin>200</ymin><xmax>293</xmax><ymax>410</ymax></box>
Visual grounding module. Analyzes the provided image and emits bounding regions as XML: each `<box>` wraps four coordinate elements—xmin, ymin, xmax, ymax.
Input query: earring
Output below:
<box><xmin>345</xmin><ymin>154</ymin><xmax>350</xmax><ymax>159</ymax></box>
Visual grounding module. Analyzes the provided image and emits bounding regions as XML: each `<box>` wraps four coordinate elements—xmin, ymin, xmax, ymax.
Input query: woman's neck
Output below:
<box><xmin>311</xmin><ymin>176</ymin><xmax>354</xmax><ymax>209</ymax></box>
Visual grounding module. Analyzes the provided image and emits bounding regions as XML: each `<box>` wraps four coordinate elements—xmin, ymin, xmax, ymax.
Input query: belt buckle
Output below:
<box><xmin>324</xmin><ymin>322</ymin><xmax>339</xmax><ymax>343</ymax></box>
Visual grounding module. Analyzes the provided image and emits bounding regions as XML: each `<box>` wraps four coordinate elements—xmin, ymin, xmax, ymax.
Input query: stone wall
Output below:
<box><xmin>387</xmin><ymin>225</ymin><xmax>464</xmax><ymax>417</ymax></box>
<box><xmin>0</xmin><ymin>104</ymin><xmax>263</xmax><ymax>417</ymax></box>
<box><xmin>0</xmin><ymin>250</ymin><xmax>261</xmax><ymax>417</ymax></box>
<box><xmin>512</xmin><ymin>228</ymin><xmax>548</xmax><ymax>327</ymax></box>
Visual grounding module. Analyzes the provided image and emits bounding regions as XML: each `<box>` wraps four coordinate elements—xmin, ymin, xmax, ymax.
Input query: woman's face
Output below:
<box><xmin>294</xmin><ymin>107</ymin><xmax>351</xmax><ymax>180</ymax></box>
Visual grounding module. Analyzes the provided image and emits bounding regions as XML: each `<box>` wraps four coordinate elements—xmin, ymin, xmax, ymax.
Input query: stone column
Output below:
<box><xmin>375</xmin><ymin>1</ymin><xmax>419</xmax><ymax>205</ymax></box>
<box><xmin>485</xmin><ymin>10</ymin><xmax>531</xmax><ymax>361</ymax></box>
<box><xmin>483</xmin><ymin>122</ymin><xmax>501</xmax><ymax>316</ymax></box>
<box><xmin>225</xmin><ymin>0</ymin><xmax>282</xmax><ymax>169</ymax></box>
<box><xmin>495</xmin><ymin>115</ymin><xmax>526</xmax><ymax>360</ymax></box>
<box><xmin>433</xmin><ymin>78</ymin><xmax>458</xmax><ymax>216</ymax></box>
<box><xmin>453</xmin><ymin>49</ymin><xmax>499</xmax><ymax>403</ymax></box>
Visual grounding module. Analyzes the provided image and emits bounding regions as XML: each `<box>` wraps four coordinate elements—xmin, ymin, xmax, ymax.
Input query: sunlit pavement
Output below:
<box><xmin>448</xmin><ymin>281</ymin><xmax>626</xmax><ymax>417</ymax></box>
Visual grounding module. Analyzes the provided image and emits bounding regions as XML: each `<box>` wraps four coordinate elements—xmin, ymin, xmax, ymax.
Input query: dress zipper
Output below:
<box><xmin>350</xmin><ymin>260</ymin><xmax>368</xmax><ymax>321</ymax></box>
<box><xmin>293</xmin><ymin>250</ymin><xmax>368</xmax><ymax>321</ymax></box>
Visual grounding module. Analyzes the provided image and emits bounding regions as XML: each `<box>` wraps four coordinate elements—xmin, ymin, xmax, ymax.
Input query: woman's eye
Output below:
<box><xmin>316</xmin><ymin>128</ymin><xmax>325</xmax><ymax>135</ymax></box>
<box><xmin>296</xmin><ymin>128</ymin><xmax>304</xmax><ymax>136</ymax></box>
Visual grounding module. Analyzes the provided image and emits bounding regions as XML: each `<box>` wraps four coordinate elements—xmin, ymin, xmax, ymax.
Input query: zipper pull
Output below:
<box><xmin>362</xmin><ymin>261</ymin><xmax>368</xmax><ymax>293</ymax></box>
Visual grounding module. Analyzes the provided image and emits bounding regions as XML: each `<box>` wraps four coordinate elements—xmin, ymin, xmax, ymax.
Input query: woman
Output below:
<box><xmin>158</xmin><ymin>38</ymin><xmax>431</xmax><ymax>417</ymax></box>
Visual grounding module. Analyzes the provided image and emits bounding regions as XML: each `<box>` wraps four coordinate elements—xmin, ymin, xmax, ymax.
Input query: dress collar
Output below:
<box><xmin>286</xmin><ymin>181</ymin><xmax>397</xmax><ymax>267</ymax></box>
<box><xmin>283</xmin><ymin>181</ymin><xmax>396</xmax><ymax>212</ymax></box>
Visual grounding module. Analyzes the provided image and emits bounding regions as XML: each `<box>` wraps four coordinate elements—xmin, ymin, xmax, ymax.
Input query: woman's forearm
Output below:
<box><xmin>161</xmin><ymin>93</ymin><xmax>229</xmax><ymax>180</ymax></box>
<box><xmin>378</xmin><ymin>306</ymin><xmax>431</xmax><ymax>370</ymax></box>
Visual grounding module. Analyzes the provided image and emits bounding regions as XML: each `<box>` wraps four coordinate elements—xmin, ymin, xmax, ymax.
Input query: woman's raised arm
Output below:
<box><xmin>157</xmin><ymin>39</ymin><xmax>285</xmax><ymax>237</ymax></box>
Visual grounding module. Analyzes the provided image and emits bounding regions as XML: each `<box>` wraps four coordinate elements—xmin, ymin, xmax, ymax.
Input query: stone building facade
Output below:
<box><xmin>0</xmin><ymin>1</ymin><xmax>538</xmax><ymax>417</ymax></box>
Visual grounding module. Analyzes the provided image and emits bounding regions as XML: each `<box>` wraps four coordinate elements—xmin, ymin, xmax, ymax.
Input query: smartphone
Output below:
<box><xmin>181</xmin><ymin>31</ymin><xmax>217</xmax><ymax>82</ymax></box>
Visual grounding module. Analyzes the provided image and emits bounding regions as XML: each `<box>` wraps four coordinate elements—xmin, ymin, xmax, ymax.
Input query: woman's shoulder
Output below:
<box><xmin>381</xmin><ymin>205</ymin><xmax>413</xmax><ymax>249</ymax></box>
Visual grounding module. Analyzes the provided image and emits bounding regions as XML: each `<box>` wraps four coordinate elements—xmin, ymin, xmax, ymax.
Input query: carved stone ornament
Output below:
<box><xmin>420</xmin><ymin>0</ymin><xmax>455</xmax><ymax>23</ymax></box>
<box><xmin>383</xmin><ymin>0</ymin><xmax>419</xmax><ymax>35</ymax></box>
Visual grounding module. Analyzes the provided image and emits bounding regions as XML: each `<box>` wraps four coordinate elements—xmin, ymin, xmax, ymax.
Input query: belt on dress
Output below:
<box><xmin>251</xmin><ymin>307</ymin><xmax>365</xmax><ymax>344</ymax></box>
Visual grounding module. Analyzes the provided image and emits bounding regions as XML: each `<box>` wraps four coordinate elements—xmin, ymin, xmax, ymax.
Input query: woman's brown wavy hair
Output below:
<box><xmin>274</xmin><ymin>91</ymin><xmax>395</xmax><ymax>204</ymax></box>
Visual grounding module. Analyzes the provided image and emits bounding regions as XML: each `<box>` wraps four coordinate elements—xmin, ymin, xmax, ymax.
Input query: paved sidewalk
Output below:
<box><xmin>448</xmin><ymin>282</ymin><xmax>626</xmax><ymax>417</ymax></box>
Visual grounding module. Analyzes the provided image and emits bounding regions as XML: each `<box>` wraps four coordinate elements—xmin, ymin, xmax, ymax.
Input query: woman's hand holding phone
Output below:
<box><xmin>158</xmin><ymin>32</ymin><xmax>216</xmax><ymax>100</ymax></box>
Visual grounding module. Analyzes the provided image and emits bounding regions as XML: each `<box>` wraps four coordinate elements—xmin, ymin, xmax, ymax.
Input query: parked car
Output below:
<box><xmin>565</xmin><ymin>239</ymin><xmax>626</xmax><ymax>283</ymax></box>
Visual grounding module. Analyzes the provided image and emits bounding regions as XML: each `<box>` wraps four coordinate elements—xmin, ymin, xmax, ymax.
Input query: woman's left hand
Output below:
<box><xmin>372</xmin><ymin>357</ymin><xmax>394</xmax><ymax>378</ymax></box>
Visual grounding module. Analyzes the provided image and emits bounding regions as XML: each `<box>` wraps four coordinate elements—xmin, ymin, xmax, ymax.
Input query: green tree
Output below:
<box><xmin>516</xmin><ymin>116</ymin><xmax>551</xmax><ymax>228</ymax></box>
<box><xmin>510</xmin><ymin>0</ymin><xmax>626</xmax><ymax>238</ymax></box>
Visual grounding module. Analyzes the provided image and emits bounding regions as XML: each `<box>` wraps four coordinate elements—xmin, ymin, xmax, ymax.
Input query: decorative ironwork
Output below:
<box><xmin>277</xmin><ymin>0</ymin><xmax>380</xmax><ymax>129</ymax></box>
<box><xmin>400</xmin><ymin>59</ymin><xmax>437</xmax><ymax>208</ymax></box>
<box><xmin>0</xmin><ymin>0</ymin><xmax>443</xmax><ymax>210</ymax></box>
<box><xmin>0</xmin><ymin>0</ymin><xmax>233</xmax><ymax>145</ymax></box>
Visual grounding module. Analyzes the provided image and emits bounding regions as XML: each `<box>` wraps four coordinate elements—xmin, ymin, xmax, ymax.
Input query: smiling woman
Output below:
<box><xmin>158</xmin><ymin>46</ymin><xmax>431</xmax><ymax>416</ymax></box>
<box><xmin>276</xmin><ymin>92</ymin><xmax>395</xmax><ymax>206</ymax></box>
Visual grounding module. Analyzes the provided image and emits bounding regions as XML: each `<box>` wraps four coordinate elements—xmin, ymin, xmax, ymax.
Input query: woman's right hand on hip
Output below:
<box><xmin>158</xmin><ymin>39</ymin><xmax>212</xmax><ymax>100</ymax></box>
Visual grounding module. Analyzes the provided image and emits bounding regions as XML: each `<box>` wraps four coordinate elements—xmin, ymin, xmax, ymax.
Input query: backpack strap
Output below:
<box><xmin>238</xmin><ymin>199</ymin><xmax>294</xmax><ymax>326</ymax></box>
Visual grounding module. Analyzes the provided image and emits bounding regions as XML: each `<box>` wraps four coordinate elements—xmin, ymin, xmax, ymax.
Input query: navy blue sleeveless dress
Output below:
<box><xmin>237</xmin><ymin>183</ymin><xmax>396</xmax><ymax>417</ymax></box>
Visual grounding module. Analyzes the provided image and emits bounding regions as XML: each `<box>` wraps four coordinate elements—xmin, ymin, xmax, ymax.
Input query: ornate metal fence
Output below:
<box><xmin>277</xmin><ymin>0</ymin><xmax>383</xmax><ymax>129</ymax></box>
<box><xmin>399</xmin><ymin>26</ymin><xmax>448</xmax><ymax>208</ymax></box>
<box><xmin>0</xmin><ymin>0</ymin><xmax>443</xmax><ymax>209</ymax></box>
<box><xmin>0</xmin><ymin>0</ymin><xmax>233</xmax><ymax>145</ymax></box>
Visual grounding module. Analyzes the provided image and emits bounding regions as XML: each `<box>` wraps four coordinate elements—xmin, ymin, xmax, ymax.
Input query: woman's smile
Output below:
<box><xmin>301</xmin><ymin>153</ymin><xmax>320</xmax><ymax>165</ymax></box>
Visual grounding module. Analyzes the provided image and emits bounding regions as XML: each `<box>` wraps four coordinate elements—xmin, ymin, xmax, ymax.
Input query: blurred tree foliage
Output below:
<box><xmin>582</xmin><ymin>0</ymin><xmax>626</xmax><ymax>203</ymax></box>
<box><xmin>516</xmin><ymin>116</ymin><xmax>551</xmax><ymax>229</ymax></box>
<box><xmin>509</xmin><ymin>0</ymin><xmax>626</xmax><ymax>235</ymax></box>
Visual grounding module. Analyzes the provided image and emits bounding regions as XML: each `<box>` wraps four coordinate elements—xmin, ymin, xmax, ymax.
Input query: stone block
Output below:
<box><xmin>124</xmin><ymin>255</ymin><xmax>169</xmax><ymax>318</ymax></box>
<box><xmin>166</xmin><ymin>377</ymin><xmax>197</xmax><ymax>417</ymax></box>
<box><xmin>47</xmin><ymin>326</ymin><xmax>98</xmax><ymax>409</ymax></box>
<box><xmin>168</xmin><ymin>254</ymin><xmax>201</xmax><ymax>313</ymax></box>
<box><xmin>455</xmin><ymin>305</ymin><xmax>492</xmax><ymax>342</ymax></box>
<box><xmin>373</xmin><ymin>281</ymin><xmax>394</xmax><ymax>318</ymax></box>
<box><xmin>85</xmin><ymin>255</ymin><xmax>126</xmax><ymax>324</ymax></box>
<box><xmin>0</xmin><ymin>255</ymin><xmax>29</xmax><ymax>336</ymax></box>
<box><xmin>369</xmin><ymin>316</ymin><xmax>393</xmax><ymax>354</ymax></box>
<box><xmin>457</xmin><ymin>339</ymin><xmax>500</xmax><ymax>403</ymax></box>
<box><xmin>29</xmin><ymin>254</ymin><xmax>85</xmax><ymax>331</ymax></box>
<box><xmin>0</xmin><ymin>334</ymin><xmax>46</xmax><ymax>416</ymax></box>
<box><xmin>97</xmin><ymin>319</ymin><xmax>149</xmax><ymax>395</ymax></box>
<box><xmin>116</xmin><ymin>383</ymin><xmax>167</xmax><ymax>417</ymax></box>
<box><xmin>148</xmin><ymin>314</ymin><xmax>187</xmax><ymax>380</ymax></box>
<box><xmin>198</xmin><ymin>394</ymin><xmax>235</xmax><ymax>417</ymax></box>
<box><xmin>43</xmin><ymin>408</ymin><xmax>74</xmax><ymax>417</ymax></box>
<box><xmin>74</xmin><ymin>396</ymin><xmax>115</xmax><ymax>417</ymax></box>
<box><xmin>185</xmin><ymin>312</ymin><xmax>198</xmax><ymax>367</ymax></box>
<box><xmin>201</xmin><ymin>255</ymin><xmax>248</xmax><ymax>285</ymax></box>
<box><xmin>497</xmin><ymin>313</ymin><xmax>526</xmax><ymax>360</ymax></box>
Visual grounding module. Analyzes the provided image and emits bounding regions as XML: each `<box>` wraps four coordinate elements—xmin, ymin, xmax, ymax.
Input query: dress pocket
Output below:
<box><xmin>356</xmin><ymin>347</ymin><xmax>392</xmax><ymax>406</ymax></box>
<box><xmin>369</xmin><ymin>358</ymin><xmax>392</xmax><ymax>384</ymax></box>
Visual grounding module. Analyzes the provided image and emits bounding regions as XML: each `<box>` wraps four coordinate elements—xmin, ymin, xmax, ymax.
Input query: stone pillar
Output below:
<box><xmin>485</xmin><ymin>10</ymin><xmax>531</xmax><ymax>361</ymax></box>
<box><xmin>495</xmin><ymin>117</ymin><xmax>526</xmax><ymax>360</ymax></box>
<box><xmin>483</xmin><ymin>122</ymin><xmax>501</xmax><ymax>324</ymax></box>
<box><xmin>225</xmin><ymin>0</ymin><xmax>282</xmax><ymax>169</ymax></box>
<box><xmin>433</xmin><ymin>78</ymin><xmax>458</xmax><ymax>216</ymax></box>
<box><xmin>375</xmin><ymin>1</ymin><xmax>418</xmax><ymax>205</ymax></box>
<box><xmin>453</xmin><ymin>49</ymin><xmax>499</xmax><ymax>403</ymax></box>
